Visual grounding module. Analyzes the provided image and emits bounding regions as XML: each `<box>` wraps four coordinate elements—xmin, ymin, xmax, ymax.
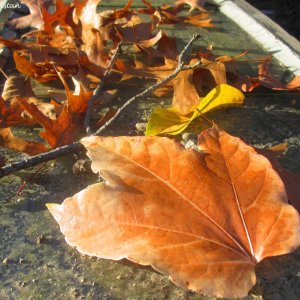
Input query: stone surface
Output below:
<box><xmin>0</xmin><ymin>1</ymin><xmax>300</xmax><ymax>300</ymax></box>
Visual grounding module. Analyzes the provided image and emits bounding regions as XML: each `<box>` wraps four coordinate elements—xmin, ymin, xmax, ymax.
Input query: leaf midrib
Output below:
<box><xmin>95</xmin><ymin>140</ymin><xmax>252</xmax><ymax>260</ymax></box>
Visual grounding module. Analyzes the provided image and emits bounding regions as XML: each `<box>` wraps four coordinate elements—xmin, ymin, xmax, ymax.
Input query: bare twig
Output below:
<box><xmin>0</xmin><ymin>143</ymin><xmax>83</xmax><ymax>178</ymax></box>
<box><xmin>17</xmin><ymin>162</ymin><xmax>47</xmax><ymax>196</ymax></box>
<box><xmin>0</xmin><ymin>67</ymin><xmax>8</xmax><ymax>79</ymax></box>
<box><xmin>0</xmin><ymin>34</ymin><xmax>201</xmax><ymax>178</ymax></box>
<box><xmin>94</xmin><ymin>34</ymin><xmax>201</xmax><ymax>135</ymax></box>
<box><xmin>84</xmin><ymin>42</ymin><xmax>123</xmax><ymax>135</ymax></box>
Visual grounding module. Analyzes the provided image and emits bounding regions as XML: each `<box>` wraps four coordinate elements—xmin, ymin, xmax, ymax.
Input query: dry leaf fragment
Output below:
<box><xmin>19</xmin><ymin>98</ymin><xmax>76</xmax><ymax>148</ymax></box>
<box><xmin>172</xmin><ymin>67</ymin><xmax>200</xmax><ymax>115</ymax></box>
<box><xmin>184</xmin><ymin>13</ymin><xmax>213</xmax><ymax>28</ymax></box>
<box><xmin>6</xmin><ymin>0</ymin><xmax>48</xmax><ymax>30</ymax></box>
<box><xmin>42</xmin><ymin>0</ymin><xmax>72</xmax><ymax>34</ymax></box>
<box><xmin>175</xmin><ymin>0</ymin><xmax>207</xmax><ymax>13</ymax></box>
<box><xmin>0</xmin><ymin>96</ymin><xmax>36</xmax><ymax>127</ymax></box>
<box><xmin>194</xmin><ymin>57</ymin><xmax>227</xmax><ymax>92</ymax></box>
<box><xmin>17</xmin><ymin>75</ymin><xmax>92</xmax><ymax>148</ymax></box>
<box><xmin>257</xmin><ymin>56</ymin><xmax>300</xmax><ymax>90</ymax></box>
<box><xmin>13</xmin><ymin>51</ymin><xmax>58</xmax><ymax>82</ymax></box>
<box><xmin>0</xmin><ymin>128</ymin><xmax>46</xmax><ymax>155</ymax></box>
<box><xmin>2</xmin><ymin>75</ymin><xmax>35</xmax><ymax>101</ymax></box>
<box><xmin>47</xmin><ymin>127</ymin><xmax>300</xmax><ymax>298</ymax></box>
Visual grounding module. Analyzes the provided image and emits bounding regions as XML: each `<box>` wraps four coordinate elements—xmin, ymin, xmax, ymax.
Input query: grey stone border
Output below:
<box><xmin>213</xmin><ymin>0</ymin><xmax>300</xmax><ymax>75</ymax></box>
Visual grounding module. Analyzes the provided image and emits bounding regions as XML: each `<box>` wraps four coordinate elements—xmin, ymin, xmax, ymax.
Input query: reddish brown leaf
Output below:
<box><xmin>42</xmin><ymin>0</ymin><xmax>72</xmax><ymax>34</ymax></box>
<box><xmin>0</xmin><ymin>96</ymin><xmax>36</xmax><ymax>127</ymax></box>
<box><xmin>115</xmin><ymin>15</ymin><xmax>162</xmax><ymax>48</ymax></box>
<box><xmin>47</xmin><ymin>127</ymin><xmax>300</xmax><ymax>298</ymax></box>
<box><xmin>13</xmin><ymin>51</ymin><xmax>58</xmax><ymax>82</ymax></box>
<box><xmin>1</xmin><ymin>75</ymin><xmax>56</xmax><ymax>123</ymax></box>
<box><xmin>19</xmin><ymin>98</ymin><xmax>76</xmax><ymax>148</ymax></box>
<box><xmin>193</xmin><ymin>57</ymin><xmax>227</xmax><ymax>93</ymax></box>
<box><xmin>257</xmin><ymin>56</ymin><xmax>300</xmax><ymax>90</ymax></box>
<box><xmin>0</xmin><ymin>37</ymin><xmax>24</xmax><ymax>50</ymax></box>
<box><xmin>17</xmin><ymin>74</ymin><xmax>92</xmax><ymax>148</ymax></box>
<box><xmin>157</xmin><ymin>33</ymin><xmax>179</xmax><ymax>60</ymax></box>
<box><xmin>56</xmin><ymin>71</ymin><xmax>93</xmax><ymax>114</ymax></box>
<box><xmin>231</xmin><ymin>56</ymin><xmax>300</xmax><ymax>92</ymax></box>
<box><xmin>172</xmin><ymin>66</ymin><xmax>200</xmax><ymax>115</ymax></box>
<box><xmin>184</xmin><ymin>13</ymin><xmax>213</xmax><ymax>28</ymax></box>
<box><xmin>0</xmin><ymin>128</ymin><xmax>46</xmax><ymax>155</ymax></box>
<box><xmin>112</xmin><ymin>0</ymin><xmax>133</xmax><ymax>19</ymax></box>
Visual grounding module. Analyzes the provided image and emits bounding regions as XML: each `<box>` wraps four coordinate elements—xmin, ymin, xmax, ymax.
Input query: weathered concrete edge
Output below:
<box><xmin>213</xmin><ymin>0</ymin><xmax>300</xmax><ymax>76</ymax></box>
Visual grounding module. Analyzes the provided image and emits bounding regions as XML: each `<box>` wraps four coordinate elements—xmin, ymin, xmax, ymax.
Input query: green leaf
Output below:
<box><xmin>146</xmin><ymin>84</ymin><xmax>244</xmax><ymax>136</ymax></box>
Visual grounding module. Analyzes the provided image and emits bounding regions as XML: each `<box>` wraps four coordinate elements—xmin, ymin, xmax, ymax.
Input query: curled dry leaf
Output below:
<box><xmin>175</xmin><ymin>0</ymin><xmax>207</xmax><ymax>13</ymax></box>
<box><xmin>193</xmin><ymin>57</ymin><xmax>227</xmax><ymax>92</ymax></box>
<box><xmin>0</xmin><ymin>96</ymin><xmax>36</xmax><ymax>127</ymax></box>
<box><xmin>172</xmin><ymin>65</ymin><xmax>200</xmax><ymax>115</ymax></box>
<box><xmin>47</xmin><ymin>127</ymin><xmax>300</xmax><ymax>298</ymax></box>
<box><xmin>229</xmin><ymin>55</ymin><xmax>300</xmax><ymax>92</ymax></box>
<box><xmin>115</xmin><ymin>14</ymin><xmax>162</xmax><ymax>48</ymax></box>
<box><xmin>42</xmin><ymin>0</ymin><xmax>72</xmax><ymax>34</ymax></box>
<box><xmin>17</xmin><ymin>75</ymin><xmax>92</xmax><ymax>148</ymax></box>
<box><xmin>2</xmin><ymin>75</ymin><xmax>56</xmax><ymax>121</ymax></box>
<box><xmin>2</xmin><ymin>75</ymin><xmax>36</xmax><ymax>101</ymax></box>
<box><xmin>13</xmin><ymin>51</ymin><xmax>59</xmax><ymax>82</ymax></box>
<box><xmin>19</xmin><ymin>98</ymin><xmax>76</xmax><ymax>148</ymax></box>
<box><xmin>256</xmin><ymin>56</ymin><xmax>300</xmax><ymax>91</ymax></box>
<box><xmin>0</xmin><ymin>128</ymin><xmax>46</xmax><ymax>155</ymax></box>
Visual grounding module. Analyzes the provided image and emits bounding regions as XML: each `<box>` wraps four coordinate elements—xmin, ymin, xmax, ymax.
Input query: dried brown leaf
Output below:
<box><xmin>48</xmin><ymin>127</ymin><xmax>300</xmax><ymax>298</ymax></box>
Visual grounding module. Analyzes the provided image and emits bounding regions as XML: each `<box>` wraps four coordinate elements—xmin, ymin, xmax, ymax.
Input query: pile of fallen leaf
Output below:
<box><xmin>1</xmin><ymin>0</ymin><xmax>300</xmax><ymax>298</ymax></box>
<box><xmin>1</xmin><ymin>0</ymin><xmax>299</xmax><ymax>157</ymax></box>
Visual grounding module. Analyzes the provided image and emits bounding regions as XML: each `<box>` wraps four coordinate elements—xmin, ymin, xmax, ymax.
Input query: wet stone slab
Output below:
<box><xmin>1</xmin><ymin>1</ymin><xmax>300</xmax><ymax>299</ymax></box>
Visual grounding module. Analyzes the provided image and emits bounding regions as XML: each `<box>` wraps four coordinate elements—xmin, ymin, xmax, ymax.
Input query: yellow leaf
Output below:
<box><xmin>146</xmin><ymin>84</ymin><xmax>244</xmax><ymax>136</ymax></box>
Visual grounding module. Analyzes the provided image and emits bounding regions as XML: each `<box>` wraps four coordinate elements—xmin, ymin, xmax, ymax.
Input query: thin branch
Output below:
<box><xmin>94</xmin><ymin>33</ymin><xmax>201</xmax><ymax>135</ymax></box>
<box><xmin>0</xmin><ymin>67</ymin><xmax>8</xmax><ymax>79</ymax></box>
<box><xmin>84</xmin><ymin>42</ymin><xmax>123</xmax><ymax>135</ymax></box>
<box><xmin>0</xmin><ymin>143</ymin><xmax>83</xmax><ymax>178</ymax></box>
<box><xmin>0</xmin><ymin>34</ymin><xmax>201</xmax><ymax>178</ymax></box>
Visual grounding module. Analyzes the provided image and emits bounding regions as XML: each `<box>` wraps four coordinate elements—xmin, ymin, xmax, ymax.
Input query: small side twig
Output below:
<box><xmin>84</xmin><ymin>42</ymin><xmax>123</xmax><ymax>135</ymax></box>
<box><xmin>17</xmin><ymin>162</ymin><xmax>48</xmax><ymax>196</ymax></box>
<box><xmin>0</xmin><ymin>34</ymin><xmax>201</xmax><ymax>178</ymax></box>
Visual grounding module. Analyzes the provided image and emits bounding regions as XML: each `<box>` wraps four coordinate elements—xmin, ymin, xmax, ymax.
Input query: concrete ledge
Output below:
<box><xmin>213</xmin><ymin>0</ymin><xmax>300</xmax><ymax>75</ymax></box>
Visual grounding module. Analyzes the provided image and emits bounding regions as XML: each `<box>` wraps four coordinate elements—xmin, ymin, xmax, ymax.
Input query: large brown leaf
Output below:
<box><xmin>47</xmin><ymin>127</ymin><xmax>300</xmax><ymax>298</ymax></box>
